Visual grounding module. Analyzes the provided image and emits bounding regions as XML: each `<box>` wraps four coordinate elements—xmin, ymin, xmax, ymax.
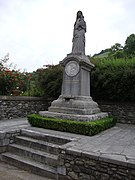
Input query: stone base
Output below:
<box><xmin>39</xmin><ymin>111</ymin><xmax>108</xmax><ymax>122</ymax></box>
<box><xmin>39</xmin><ymin>95</ymin><xmax>108</xmax><ymax>122</ymax></box>
<box><xmin>39</xmin><ymin>53</ymin><xmax>109</xmax><ymax>122</ymax></box>
<box><xmin>48</xmin><ymin>95</ymin><xmax>101</xmax><ymax>115</ymax></box>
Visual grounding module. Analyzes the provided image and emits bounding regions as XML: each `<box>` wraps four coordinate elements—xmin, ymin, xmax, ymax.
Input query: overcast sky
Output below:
<box><xmin>0</xmin><ymin>0</ymin><xmax>135</xmax><ymax>72</ymax></box>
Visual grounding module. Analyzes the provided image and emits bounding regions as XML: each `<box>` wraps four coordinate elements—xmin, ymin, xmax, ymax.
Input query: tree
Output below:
<box><xmin>110</xmin><ymin>43</ymin><xmax>123</xmax><ymax>53</ymax></box>
<box><xmin>34</xmin><ymin>64</ymin><xmax>63</xmax><ymax>99</ymax></box>
<box><xmin>0</xmin><ymin>54</ymin><xmax>28</xmax><ymax>95</ymax></box>
<box><xmin>109</xmin><ymin>43</ymin><xmax>124</xmax><ymax>58</ymax></box>
<box><xmin>124</xmin><ymin>34</ymin><xmax>135</xmax><ymax>57</ymax></box>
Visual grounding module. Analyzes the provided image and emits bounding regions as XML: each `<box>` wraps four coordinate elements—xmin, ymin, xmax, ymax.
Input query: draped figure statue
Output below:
<box><xmin>72</xmin><ymin>11</ymin><xmax>86</xmax><ymax>55</ymax></box>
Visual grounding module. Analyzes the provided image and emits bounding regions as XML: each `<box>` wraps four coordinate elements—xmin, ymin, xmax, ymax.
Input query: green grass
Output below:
<box><xmin>27</xmin><ymin>114</ymin><xmax>117</xmax><ymax>136</ymax></box>
<box><xmin>91</xmin><ymin>57</ymin><xmax>135</xmax><ymax>70</ymax></box>
<box><xmin>94</xmin><ymin>52</ymin><xmax>109</xmax><ymax>58</ymax></box>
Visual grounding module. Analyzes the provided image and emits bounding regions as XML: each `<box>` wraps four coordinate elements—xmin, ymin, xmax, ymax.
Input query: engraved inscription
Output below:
<box><xmin>65</xmin><ymin>61</ymin><xmax>79</xmax><ymax>77</ymax></box>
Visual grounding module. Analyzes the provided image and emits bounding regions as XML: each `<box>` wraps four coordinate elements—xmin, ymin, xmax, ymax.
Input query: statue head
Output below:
<box><xmin>76</xmin><ymin>11</ymin><xmax>83</xmax><ymax>19</ymax></box>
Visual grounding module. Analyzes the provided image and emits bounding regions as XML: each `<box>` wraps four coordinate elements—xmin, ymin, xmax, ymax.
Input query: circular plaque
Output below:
<box><xmin>65</xmin><ymin>61</ymin><xmax>79</xmax><ymax>77</ymax></box>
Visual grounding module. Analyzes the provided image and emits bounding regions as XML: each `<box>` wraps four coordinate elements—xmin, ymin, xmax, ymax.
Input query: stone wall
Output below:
<box><xmin>0</xmin><ymin>96</ymin><xmax>49</xmax><ymax>120</ymax></box>
<box><xmin>98</xmin><ymin>101</ymin><xmax>135</xmax><ymax>124</ymax></box>
<box><xmin>0</xmin><ymin>129</ymin><xmax>20</xmax><ymax>154</ymax></box>
<box><xmin>0</xmin><ymin>96</ymin><xmax>135</xmax><ymax>124</ymax></box>
<box><xmin>58</xmin><ymin>149</ymin><xmax>135</xmax><ymax>180</ymax></box>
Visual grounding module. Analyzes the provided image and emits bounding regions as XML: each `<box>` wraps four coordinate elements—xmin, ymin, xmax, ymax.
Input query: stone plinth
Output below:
<box><xmin>40</xmin><ymin>55</ymin><xmax>108</xmax><ymax>121</ymax></box>
<box><xmin>49</xmin><ymin>96</ymin><xmax>100</xmax><ymax>115</ymax></box>
<box><xmin>39</xmin><ymin>111</ymin><xmax>108</xmax><ymax>122</ymax></box>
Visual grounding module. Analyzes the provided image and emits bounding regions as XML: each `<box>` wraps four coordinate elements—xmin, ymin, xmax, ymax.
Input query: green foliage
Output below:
<box><xmin>108</xmin><ymin>43</ymin><xmax>124</xmax><ymax>59</ymax></box>
<box><xmin>0</xmin><ymin>55</ymin><xmax>29</xmax><ymax>95</ymax></box>
<box><xmin>22</xmin><ymin>72</ymin><xmax>43</xmax><ymax>97</ymax></box>
<box><xmin>109</xmin><ymin>43</ymin><xmax>123</xmax><ymax>53</ymax></box>
<box><xmin>34</xmin><ymin>65</ymin><xmax>63</xmax><ymax>99</ymax></box>
<box><xmin>27</xmin><ymin>114</ymin><xmax>117</xmax><ymax>136</ymax></box>
<box><xmin>94</xmin><ymin>33</ymin><xmax>135</xmax><ymax>59</ymax></box>
<box><xmin>31</xmin><ymin>56</ymin><xmax>135</xmax><ymax>102</ymax></box>
<box><xmin>91</xmin><ymin>57</ymin><xmax>135</xmax><ymax>101</ymax></box>
<box><xmin>90</xmin><ymin>34</ymin><xmax>135</xmax><ymax>102</ymax></box>
<box><xmin>93</xmin><ymin>49</ymin><xmax>110</xmax><ymax>58</ymax></box>
<box><xmin>124</xmin><ymin>34</ymin><xmax>135</xmax><ymax>57</ymax></box>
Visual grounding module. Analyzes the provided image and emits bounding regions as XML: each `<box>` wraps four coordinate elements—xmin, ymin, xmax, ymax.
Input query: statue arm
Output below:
<box><xmin>77</xmin><ymin>19</ymin><xmax>86</xmax><ymax>32</ymax></box>
<box><xmin>80</xmin><ymin>20</ymin><xmax>86</xmax><ymax>32</ymax></box>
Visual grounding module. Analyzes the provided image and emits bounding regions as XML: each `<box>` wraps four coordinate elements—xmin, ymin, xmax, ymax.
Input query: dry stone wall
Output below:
<box><xmin>98</xmin><ymin>101</ymin><xmax>135</xmax><ymax>124</ymax></box>
<box><xmin>58</xmin><ymin>149</ymin><xmax>135</xmax><ymax>180</ymax></box>
<box><xmin>0</xmin><ymin>96</ymin><xmax>49</xmax><ymax>120</ymax></box>
<box><xmin>0</xmin><ymin>96</ymin><xmax>135</xmax><ymax>124</ymax></box>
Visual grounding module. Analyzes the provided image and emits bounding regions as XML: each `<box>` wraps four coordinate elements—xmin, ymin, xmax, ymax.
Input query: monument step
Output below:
<box><xmin>49</xmin><ymin>106</ymin><xmax>100</xmax><ymax>115</ymax></box>
<box><xmin>21</xmin><ymin>129</ymin><xmax>71</xmax><ymax>145</ymax></box>
<box><xmin>8</xmin><ymin>143</ymin><xmax>58</xmax><ymax>167</ymax></box>
<box><xmin>1</xmin><ymin>152</ymin><xmax>57</xmax><ymax>179</ymax></box>
<box><xmin>40</xmin><ymin>111</ymin><xmax>108</xmax><ymax>122</ymax></box>
<box><xmin>15</xmin><ymin>136</ymin><xmax>61</xmax><ymax>155</ymax></box>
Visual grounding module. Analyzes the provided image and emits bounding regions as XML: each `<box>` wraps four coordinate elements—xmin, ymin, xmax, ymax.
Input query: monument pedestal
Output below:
<box><xmin>39</xmin><ymin>55</ymin><xmax>108</xmax><ymax>121</ymax></box>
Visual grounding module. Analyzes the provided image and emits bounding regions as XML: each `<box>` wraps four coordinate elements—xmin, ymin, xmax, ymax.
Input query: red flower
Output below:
<box><xmin>6</xmin><ymin>69</ymin><xmax>11</xmax><ymax>72</ymax></box>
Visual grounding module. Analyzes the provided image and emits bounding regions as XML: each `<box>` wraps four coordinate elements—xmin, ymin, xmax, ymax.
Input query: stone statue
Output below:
<box><xmin>72</xmin><ymin>11</ymin><xmax>86</xmax><ymax>55</ymax></box>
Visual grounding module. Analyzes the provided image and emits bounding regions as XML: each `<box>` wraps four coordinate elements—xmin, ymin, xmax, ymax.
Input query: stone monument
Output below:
<box><xmin>39</xmin><ymin>11</ymin><xmax>108</xmax><ymax>121</ymax></box>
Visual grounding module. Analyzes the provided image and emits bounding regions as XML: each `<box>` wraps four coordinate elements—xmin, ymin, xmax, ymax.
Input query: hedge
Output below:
<box><xmin>91</xmin><ymin>57</ymin><xmax>135</xmax><ymax>102</ymax></box>
<box><xmin>33</xmin><ymin>57</ymin><xmax>135</xmax><ymax>102</ymax></box>
<box><xmin>27</xmin><ymin>114</ymin><xmax>117</xmax><ymax>136</ymax></box>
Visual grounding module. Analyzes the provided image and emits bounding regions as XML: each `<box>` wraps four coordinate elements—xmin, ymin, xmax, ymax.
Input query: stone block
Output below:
<box><xmin>65</xmin><ymin>148</ymin><xmax>82</xmax><ymax>156</ymax></box>
<box><xmin>81</xmin><ymin>151</ymin><xmax>99</xmax><ymax>160</ymax></box>
<box><xmin>99</xmin><ymin>154</ymin><xmax>128</xmax><ymax>167</ymax></box>
<box><xmin>68</xmin><ymin>171</ymin><xmax>78</xmax><ymax>180</ymax></box>
<box><xmin>0</xmin><ymin>132</ymin><xmax>6</xmax><ymax>140</ymax></box>
<box><xmin>0</xmin><ymin>139</ymin><xmax>9</xmax><ymax>146</ymax></box>
<box><xmin>40</xmin><ymin>111</ymin><xmax>108</xmax><ymax>122</ymax></box>
<box><xmin>57</xmin><ymin>166</ymin><xmax>66</xmax><ymax>175</ymax></box>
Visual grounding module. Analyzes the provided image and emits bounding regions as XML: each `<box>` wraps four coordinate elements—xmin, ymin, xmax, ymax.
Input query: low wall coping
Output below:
<box><xmin>64</xmin><ymin>147</ymin><xmax>135</xmax><ymax>168</ymax></box>
<box><xmin>0</xmin><ymin>96</ymin><xmax>47</xmax><ymax>101</ymax></box>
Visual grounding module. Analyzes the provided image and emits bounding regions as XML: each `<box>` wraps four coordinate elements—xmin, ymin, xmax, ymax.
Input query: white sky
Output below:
<box><xmin>0</xmin><ymin>0</ymin><xmax>135</xmax><ymax>72</ymax></box>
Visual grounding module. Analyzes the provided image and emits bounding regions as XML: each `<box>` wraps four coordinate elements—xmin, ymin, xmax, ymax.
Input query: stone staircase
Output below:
<box><xmin>1</xmin><ymin>128</ymin><xmax>71</xmax><ymax>179</ymax></box>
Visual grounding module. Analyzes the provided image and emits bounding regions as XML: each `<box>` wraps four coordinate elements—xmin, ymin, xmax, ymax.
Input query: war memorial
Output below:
<box><xmin>40</xmin><ymin>11</ymin><xmax>108</xmax><ymax>121</ymax></box>
<box><xmin>0</xmin><ymin>11</ymin><xmax>135</xmax><ymax>180</ymax></box>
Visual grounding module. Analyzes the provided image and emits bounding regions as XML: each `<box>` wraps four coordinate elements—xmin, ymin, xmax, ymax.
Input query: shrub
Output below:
<box><xmin>91</xmin><ymin>57</ymin><xmax>135</xmax><ymax>102</ymax></box>
<box><xmin>0</xmin><ymin>69</ymin><xmax>29</xmax><ymax>95</ymax></box>
<box><xmin>32</xmin><ymin>57</ymin><xmax>135</xmax><ymax>102</ymax></box>
<box><xmin>0</xmin><ymin>54</ymin><xmax>28</xmax><ymax>95</ymax></box>
<box><xmin>34</xmin><ymin>65</ymin><xmax>63</xmax><ymax>99</ymax></box>
<box><xmin>27</xmin><ymin>114</ymin><xmax>117</xmax><ymax>136</ymax></box>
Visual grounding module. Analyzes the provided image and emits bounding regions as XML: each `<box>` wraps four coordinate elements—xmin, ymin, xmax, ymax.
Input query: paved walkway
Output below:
<box><xmin>28</xmin><ymin>123</ymin><xmax>135</xmax><ymax>165</ymax></box>
<box><xmin>0</xmin><ymin>118</ymin><xmax>135</xmax><ymax>178</ymax></box>
<box><xmin>66</xmin><ymin>123</ymin><xmax>135</xmax><ymax>165</ymax></box>
<box><xmin>0</xmin><ymin>118</ymin><xmax>29</xmax><ymax>131</ymax></box>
